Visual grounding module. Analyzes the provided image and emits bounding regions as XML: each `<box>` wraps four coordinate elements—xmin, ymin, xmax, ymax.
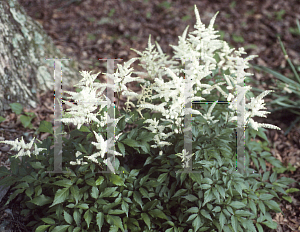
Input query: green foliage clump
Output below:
<box><xmin>0</xmin><ymin>5</ymin><xmax>297</xmax><ymax>232</ymax></box>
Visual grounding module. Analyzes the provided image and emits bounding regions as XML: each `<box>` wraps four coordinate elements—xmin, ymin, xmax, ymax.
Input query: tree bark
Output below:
<box><xmin>0</xmin><ymin>0</ymin><xmax>83</xmax><ymax>117</ymax></box>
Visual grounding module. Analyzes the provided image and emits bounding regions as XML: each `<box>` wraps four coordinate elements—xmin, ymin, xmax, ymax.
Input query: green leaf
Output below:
<box><xmin>200</xmin><ymin>209</ymin><xmax>212</xmax><ymax>221</ymax></box>
<box><xmin>51</xmin><ymin>225</ymin><xmax>70</xmax><ymax>232</ymax></box>
<box><xmin>258</xmin><ymin>201</ymin><xmax>266</xmax><ymax>214</ymax></box>
<box><xmin>148</xmin><ymin>209</ymin><xmax>168</xmax><ymax>220</ymax></box>
<box><xmin>107</xmin><ymin>215</ymin><xmax>125</xmax><ymax>232</ymax></box>
<box><xmin>231</xmin><ymin>215</ymin><xmax>238</xmax><ymax>232</ymax></box>
<box><xmin>91</xmin><ymin>186</ymin><xmax>99</xmax><ymax>199</ymax></box>
<box><xmin>182</xmin><ymin>194</ymin><xmax>198</xmax><ymax>202</ymax></box>
<box><xmin>97</xmin><ymin>212</ymin><xmax>104</xmax><ymax>231</ymax></box>
<box><xmin>285</xmin><ymin>188</ymin><xmax>300</xmax><ymax>193</ymax></box>
<box><xmin>41</xmin><ymin>217</ymin><xmax>56</xmax><ymax>224</ymax></box>
<box><xmin>282</xmin><ymin>195</ymin><xmax>292</xmax><ymax>203</ymax></box>
<box><xmin>50</xmin><ymin>188</ymin><xmax>70</xmax><ymax>207</ymax></box>
<box><xmin>172</xmin><ymin>189</ymin><xmax>187</xmax><ymax>198</ymax></box>
<box><xmin>20</xmin><ymin>115</ymin><xmax>32</xmax><ymax>128</ymax></box>
<box><xmin>78</xmin><ymin>125</ymin><xmax>91</xmax><ymax>132</ymax></box>
<box><xmin>64</xmin><ymin>210</ymin><xmax>73</xmax><ymax>224</ymax></box>
<box><xmin>35</xmin><ymin>225</ymin><xmax>51</xmax><ymax>232</ymax></box>
<box><xmin>249</xmin><ymin>200</ymin><xmax>257</xmax><ymax>215</ymax></box>
<box><xmin>141</xmin><ymin>213</ymin><xmax>151</xmax><ymax>229</ymax></box>
<box><xmin>259</xmin><ymin>194</ymin><xmax>274</xmax><ymax>201</ymax></box>
<box><xmin>121</xmin><ymin>200</ymin><xmax>129</xmax><ymax>217</ymax></box>
<box><xmin>73</xmin><ymin>209</ymin><xmax>81</xmax><ymax>227</ymax></box>
<box><xmin>9</xmin><ymin>103</ymin><xmax>23</xmax><ymax>115</ymax></box>
<box><xmin>122</xmin><ymin>138</ymin><xmax>140</xmax><ymax>148</ymax></box>
<box><xmin>70</xmin><ymin>186</ymin><xmax>81</xmax><ymax>204</ymax></box>
<box><xmin>53</xmin><ymin>179</ymin><xmax>73</xmax><ymax>188</ymax></box>
<box><xmin>262</xmin><ymin>220</ymin><xmax>277</xmax><ymax>229</ymax></box>
<box><xmin>0</xmin><ymin>116</ymin><xmax>6</xmax><ymax>123</ymax></box>
<box><xmin>269</xmin><ymin>172</ymin><xmax>277</xmax><ymax>183</ymax></box>
<box><xmin>38</xmin><ymin>120</ymin><xmax>54</xmax><ymax>134</ymax></box>
<box><xmin>109</xmin><ymin>174</ymin><xmax>126</xmax><ymax>186</ymax></box>
<box><xmin>75</xmin><ymin>203</ymin><xmax>89</xmax><ymax>209</ymax></box>
<box><xmin>228</xmin><ymin>201</ymin><xmax>245</xmax><ymax>209</ymax></box>
<box><xmin>29</xmin><ymin>194</ymin><xmax>52</xmax><ymax>206</ymax></box>
<box><xmin>216</xmin><ymin>184</ymin><xmax>225</xmax><ymax>199</ymax></box>
<box><xmin>139</xmin><ymin>187</ymin><xmax>150</xmax><ymax>200</ymax></box>
<box><xmin>186</xmin><ymin>207</ymin><xmax>199</xmax><ymax>214</ymax></box>
<box><xmin>133</xmin><ymin>191</ymin><xmax>143</xmax><ymax>208</ymax></box>
<box><xmin>234</xmin><ymin>210</ymin><xmax>253</xmax><ymax>217</ymax></box>
<box><xmin>219</xmin><ymin>212</ymin><xmax>226</xmax><ymax>230</ymax></box>
<box><xmin>157</xmin><ymin>173</ymin><xmax>168</xmax><ymax>183</ymax></box>
<box><xmin>203</xmin><ymin>189</ymin><xmax>213</xmax><ymax>206</ymax></box>
<box><xmin>117</xmin><ymin>142</ymin><xmax>125</xmax><ymax>156</ymax></box>
<box><xmin>264</xmin><ymin>200</ymin><xmax>281</xmax><ymax>212</ymax></box>
<box><xmin>84</xmin><ymin>210</ymin><xmax>92</xmax><ymax>228</ymax></box>
<box><xmin>256</xmin><ymin>223</ymin><xmax>264</xmax><ymax>232</ymax></box>
<box><xmin>96</xmin><ymin>176</ymin><xmax>104</xmax><ymax>185</ymax></box>
<box><xmin>100</xmin><ymin>187</ymin><xmax>118</xmax><ymax>198</ymax></box>
<box><xmin>187</xmin><ymin>213</ymin><xmax>198</xmax><ymax>222</ymax></box>
<box><xmin>192</xmin><ymin>215</ymin><xmax>201</xmax><ymax>232</ymax></box>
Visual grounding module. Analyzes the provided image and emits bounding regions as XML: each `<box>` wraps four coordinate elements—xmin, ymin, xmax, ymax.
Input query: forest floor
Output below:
<box><xmin>0</xmin><ymin>0</ymin><xmax>300</xmax><ymax>231</ymax></box>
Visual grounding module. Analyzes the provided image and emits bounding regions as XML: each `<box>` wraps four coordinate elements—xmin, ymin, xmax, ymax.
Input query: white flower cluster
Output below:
<box><xmin>0</xmin><ymin>5</ymin><xmax>280</xmax><ymax>167</ymax></box>
<box><xmin>0</xmin><ymin>137</ymin><xmax>46</xmax><ymax>159</ymax></box>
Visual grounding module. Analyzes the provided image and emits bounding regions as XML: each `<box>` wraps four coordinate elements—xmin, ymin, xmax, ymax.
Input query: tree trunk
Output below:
<box><xmin>0</xmin><ymin>0</ymin><xmax>83</xmax><ymax>118</ymax></box>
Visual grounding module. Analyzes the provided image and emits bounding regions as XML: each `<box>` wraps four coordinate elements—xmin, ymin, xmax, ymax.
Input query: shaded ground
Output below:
<box><xmin>0</xmin><ymin>0</ymin><xmax>300</xmax><ymax>231</ymax></box>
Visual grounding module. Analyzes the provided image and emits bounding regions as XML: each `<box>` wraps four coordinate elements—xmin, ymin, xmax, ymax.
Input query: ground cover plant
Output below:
<box><xmin>0</xmin><ymin>5</ymin><xmax>297</xmax><ymax>232</ymax></box>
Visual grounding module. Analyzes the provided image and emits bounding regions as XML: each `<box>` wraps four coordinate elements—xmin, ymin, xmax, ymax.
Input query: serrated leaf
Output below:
<box><xmin>256</xmin><ymin>222</ymin><xmax>264</xmax><ymax>232</ymax></box>
<box><xmin>51</xmin><ymin>225</ymin><xmax>70</xmax><ymax>232</ymax></box>
<box><xmin>264</xmin><ymin>200</ymin><xmax>281</xmax><ymax>212</ymax></box>
<box><xmin>91</xmin><ymin>186</ymin><xmax>99</xmax><ymax>199</ymax></box>
<box><xmin>96</xmin><ymin>176</ymin><xmax>104</xmax><ymax>185</ymax></box>
<box><xmin>186</xmin><ymin>213</ymin><xmax>198</xmax><ymax>222</ymax></box>
<box><xmin>122</xmin><ymin>138</ymin><xmax>140</xmax><ymax>148</ymax></box>
<box><xmin>35</xmin><ymin>225</ymin><xmax>51</xmax><ymax>232</ymax></box>
<box><xmin>157</xmin><ymin>173</ymin><xmax>168</xmax><ymax>183</ymax></box>
<box><xmin>186</xmin><ymin>207</ymin><xmax>199</xmax><ymax>214</ymax></box>
<box><xmin>203</xmin><ymin>189</ymin><xmax>213</xmax><ymax>206</ymax></box>
<box><xmin>231</xmin><ymin>215</ymin><xmax>238</xmax><ymax>232</ymax></box>
<box><xmin>141</xmin><ymin>213</ymin><xmax>151</xmax><ymax>229</ymax></box>
<box><xmin>84</xmin><ymin>210</ymin><xmax>92</xmax><ymax>228</ymax></box>
<box><xmin>285</xmin><ymin>188</ymin><xmax>300</xmax><ymax>193</ymax></box>
<box><xmin>133</xmin><ymin>191</ymin><xmax>143</xmax><ymax>208</ymax></box>
<box><xmin>107</xmin><ymin>215</ymin><xmax>125</xmax><ymax>232</ymax></box>
<box><xmin>117</xmin><ymin>142</ymin><xmax>125</xmax><ymax>156</ymax></box>
<box><xmin>148</xmin><ymin>209</ymin><xmax>168</xmax><ymax>220</ymax></box>
<box><xmin>216</xmin><ymin>184</ymin><xmax>225</xmax><ymax>199</ymax></box>
<box><xmin>258</xmin><ymin>201</ymin><xmax>266</xmax><ymax>214</ymax></box>
<box><xmin>53</xmin><ymin>179</ymin><xmax>73</xmax><ymax>188</ymax></box>
<box><xmin>49</xmin><ymin>188</ymin><xmax>69</xmax><ymax>208</ymax></box>
<box><xmin>219</xmin><ymin>212</ymin><xmax>226</xmax><ymax>230</ymax></box>
<box><xmin>39</xmin><ymin>120</ymin><xmax>54</xmax><ymax>134</ymax></box>
<box><xmin>249</xmin><ymin>200</ymin><xmax>257</xmax><ymax>216</ymax></box>
<box><xmin>109</xmin><ymin>174</ymin><xmax>126</xmax><ymax>186</ymax></box>
<box><xmin>121</xmin><ymin>200</ymin><xmax>129</xmax><ymax>217</ymax></box>
<box><xmin>200</xmin><ymin>209</ymin><xmax>212</xmax><ymax>221</ymax></box>
<box><xmin>73</xmin><ymin>209</ymin><xmax>81</xmax><ymax>227</ymax></box>
<box><xmin>41</xmin><ymin>217</ymin><xmax>56</xmax><ymax>224</ymax></box>
<box><xmin>229</xmin><ymin>201</ymin><xmax>246</xmax><ymax>209</ymax></box>
<box><xmin>64</xmin><ymin>210</ymin><xmax>73</xmax><ymax>224</ymax></box>
<box><xmin>100</xmin><ymin>187</ymin><xmax>118</xmax><ymax>198</ymax></box>
<box><xmin>234</xmin><ymin>210</ymin><xmax>253</xmax><ymax>217</ymax></box>
<box><xmin>262</xmin><ymin>220</ymin><xmax>277</xmax><ymax>229</ymax></box>
<box><xmin>76</xmin><ymin>203</ymin><xmax>89</xmax><ymax>209</ymax></box>
<box><xmin>139</xmin><ymin>187</ymin><xmax>150</xmax><ymax>200</ymax></box>
<box><xmin>192</xmin><ymin>215</ymin><xmax>201</xmax><ymax>232</ymax></box>
<box><xmin>70</xmin><ymin>186</ymin><xmax>81</xmax><ymax>204</ymax></box>
<box><xmin>29</xmin><ymin>194</ymin><xmax>52</xmax><ymax>206</ymax></box>
<box><xmin>97</xmin><ymin>212</ymin><xmax>104</xmax><ymax>231</ymax></box>
<box><xmin>182</xmin><ymin>194</ymin><xmax>198</xmax><ymax>202</ymax></box>
<box><xmin>259</xmin><ymin>193</ymin><xmax>274</xmax><ymax>201</ymax></box>
<box><xmin>172</xmin><ymin>189</ymin><xmax>187</xmax><ymax>198</ymax></box>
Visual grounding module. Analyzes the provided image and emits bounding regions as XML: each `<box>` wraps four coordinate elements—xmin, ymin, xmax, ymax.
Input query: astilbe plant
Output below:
<box><xmin>0</xmin><ymin>5</ymin><xmax>296</xmax><ymax>232</ymax></box>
